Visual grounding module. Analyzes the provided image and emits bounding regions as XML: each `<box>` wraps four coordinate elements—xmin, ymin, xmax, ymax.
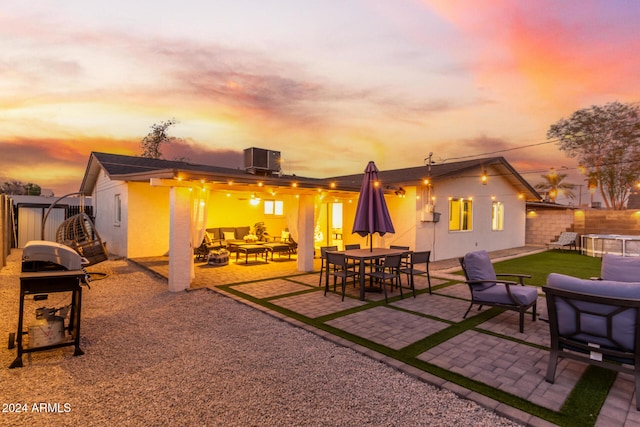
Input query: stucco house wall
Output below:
<box><xmin>93</xmin><ymin>172</ymin><xmax>128</xmax><ymax>258</ymax></box>
<box><xmin>339</xmin><ymin>165</ymin><xmax>527</xmax><ymax>261</ymax></box>
<box><xmin>408</xmin><ymin>166</ymin><xmax>526</xmax><ymax>261</ymax></box>
<box><xmin>128</xmin><ymin>182</ymin><xmax>170</xmax><ymax>257</ymax></box>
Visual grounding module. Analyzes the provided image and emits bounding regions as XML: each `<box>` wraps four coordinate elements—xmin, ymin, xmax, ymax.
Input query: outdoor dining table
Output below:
<box><xmin>328</xmin><ymin>248</ymin><xmax>407</xmax><ymax>301</ymax></box>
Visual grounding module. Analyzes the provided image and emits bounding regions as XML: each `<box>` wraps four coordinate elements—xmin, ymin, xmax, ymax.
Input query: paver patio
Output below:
<box><xmin>132</xmin><ymin>247</ymin><xmax>640</xmax><ymax>426</ymax></box>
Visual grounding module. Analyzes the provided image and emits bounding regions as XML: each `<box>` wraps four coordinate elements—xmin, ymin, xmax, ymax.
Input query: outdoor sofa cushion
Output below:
<box><xmin>462</xmin><ymin>250</ymin><xmax>496</xmax><ymax>290</ymax></box>
<box><xmin>546</xmin><ymin>273</ymin><xmax>640</xmax><ymax>351</ymax></box>
<box><xmin>473</xmin><ymin>282</ymin><xmax>539</xmax><ymax>306</ymax></box>
<box><xmin>601</xmin><ymin>254</ymin><xmax>640</xmax><ymax>282</ymax></box>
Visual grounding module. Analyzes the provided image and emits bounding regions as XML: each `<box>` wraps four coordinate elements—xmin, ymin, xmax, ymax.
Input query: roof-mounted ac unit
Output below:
<box><xmin>244</xmin><ymin>147</ymin><xmax>281</xmax><ymax>175</ymax></box>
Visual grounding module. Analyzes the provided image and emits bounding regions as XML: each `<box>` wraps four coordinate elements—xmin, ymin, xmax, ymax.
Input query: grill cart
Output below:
<box><xmin>9</xmin><ymin>241</ymin><xmax>90</xmax><ymax>368</ymax></box>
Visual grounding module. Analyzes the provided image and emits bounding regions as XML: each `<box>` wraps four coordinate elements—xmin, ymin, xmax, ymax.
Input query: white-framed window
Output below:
<box><xmin>114</xmin><ymin>194</ymin><xmax>121</xmax><ymax>226</ymax></box>
<box><xmin>264</xmin><ymin>199</ymin><xmax>284</xmax><ymax>216</ymax></box>
<box><xmin>449</xmin><ymin>198</ymin><xmax>473</xmax><ymax>231</ymax></box>
<box><xmin>492</xmin><ymin>201</ymin><xmax>504</xmax><ymax>231</ymax></box>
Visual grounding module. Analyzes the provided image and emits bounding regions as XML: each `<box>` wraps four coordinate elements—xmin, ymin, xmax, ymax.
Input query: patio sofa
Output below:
<box><xmin>543</xmin><ymin>271</ymin><xmax>640</xmax><ymax>410</ymax></box>
<box><xmin>204</xmin><ymin>226</ymin><xmax>251</xmax><ymax>252</ymax></box>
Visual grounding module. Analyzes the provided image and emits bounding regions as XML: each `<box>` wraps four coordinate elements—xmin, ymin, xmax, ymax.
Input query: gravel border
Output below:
<box><xmin>0</xmin><ymin>253</ymin><xmax>521</xmax><ymax>426</ymax></box>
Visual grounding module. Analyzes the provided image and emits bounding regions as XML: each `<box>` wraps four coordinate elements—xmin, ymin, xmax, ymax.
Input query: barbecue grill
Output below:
<box><xmin>9</xmin><ymin>240</ymin><xmax>89</xmax><ymax>368</ymax></box>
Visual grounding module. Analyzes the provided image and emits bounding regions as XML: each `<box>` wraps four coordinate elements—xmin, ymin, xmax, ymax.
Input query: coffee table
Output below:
<box><xmin>236</xmin><ymin>244</ymin><xmax>269</xmax><ymax>264</ymax></box>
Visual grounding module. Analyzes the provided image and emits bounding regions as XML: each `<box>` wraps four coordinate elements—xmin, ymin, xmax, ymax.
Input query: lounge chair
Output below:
<box><xmin>459</xmin><ymin>250</ymin><xmax>538</xmax><ymax>333</ymax></box>
<box><xmin>547</xmin><ymin>231</ymin><xmax>578</xmax><ymax>251</ymax></box>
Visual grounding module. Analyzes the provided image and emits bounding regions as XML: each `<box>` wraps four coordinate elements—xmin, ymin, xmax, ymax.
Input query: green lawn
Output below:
<box><xmin>491</xmin><ymin>251</ymin><xmax>602</xmax><ymax>286</ymax></box>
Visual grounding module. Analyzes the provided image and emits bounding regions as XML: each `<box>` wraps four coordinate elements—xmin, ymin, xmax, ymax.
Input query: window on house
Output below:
<box><xmin>114</xmin><ymin>194</ymin><xmax>121</xmax><ymax>226</ymax></box>
<box><xmin>449</xmin><ymin>198</ymin><xmax>472</xmax><ymax>231</ymax></box>
<box><xmin>264</xmin><ymin>199</ymin><xmax>284</xmax><ymax>216</ymax></box>
<box><xmin>492</xmin><ymin>201</ymin><xmax>504</xmax><ymax>231</ymax></box>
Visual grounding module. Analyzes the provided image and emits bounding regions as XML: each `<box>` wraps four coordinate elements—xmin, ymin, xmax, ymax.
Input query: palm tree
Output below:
<box><xmin>534</xmin><ymin>168</ymin><xmax>576</xmax><ymax>203</ymax></box>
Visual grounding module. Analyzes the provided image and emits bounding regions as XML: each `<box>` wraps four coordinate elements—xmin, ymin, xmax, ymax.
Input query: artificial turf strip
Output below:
<box><xmin>558</xmin><ymin>365</ymin><xmax>618</xmax><ymax>427</ymax></box>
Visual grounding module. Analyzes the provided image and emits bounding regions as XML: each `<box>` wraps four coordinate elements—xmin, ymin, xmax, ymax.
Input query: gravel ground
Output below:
<box><xmin>0</xmin><ymin>252</ymin><xmax>521</xmax><ymax>427</ymax></box>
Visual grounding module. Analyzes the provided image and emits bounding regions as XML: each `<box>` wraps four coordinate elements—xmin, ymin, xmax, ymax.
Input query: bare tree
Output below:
<box><xmin>547</xmin><ymin>101</ymin><xmax>640</xmax><ymax>209</ymax></box>
<box><xmin>140</xmin><ymin>119</ymin><xmax>178</xmax><ymax>159</ymax></box>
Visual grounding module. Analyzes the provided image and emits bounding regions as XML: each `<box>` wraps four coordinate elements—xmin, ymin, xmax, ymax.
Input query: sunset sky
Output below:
<box><xmin>2</xmin><ymin>0</ymin><xmax>639</xmax><ymax>203</ymax></box>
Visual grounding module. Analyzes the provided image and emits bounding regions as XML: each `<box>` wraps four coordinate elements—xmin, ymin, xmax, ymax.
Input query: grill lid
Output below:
<box><xmin>22</xmin><ymin>240</ymin><xmax>87</xmax><ymax>270</ymax></box>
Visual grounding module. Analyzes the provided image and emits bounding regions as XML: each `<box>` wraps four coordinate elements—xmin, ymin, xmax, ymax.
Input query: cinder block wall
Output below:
<box><xmin>573</xmin><ymin>210</ymin><xmax>640</xmax><ymax>235</ymax></box>
<box><xmin>525</xmin><ymin>208</ymin><xmax>640</xmax><ymax>247</ymax></box>
<box><xmin>525</xmin><ymin>210</ymin><xmax>575</xmax><ymax>245</ymax></box>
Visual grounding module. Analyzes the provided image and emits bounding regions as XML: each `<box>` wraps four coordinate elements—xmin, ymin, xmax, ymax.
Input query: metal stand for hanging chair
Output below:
<box><xmin>42</xmin><ymin>192</ymin><xmax>109</xmax><ymax>267</ymax></box>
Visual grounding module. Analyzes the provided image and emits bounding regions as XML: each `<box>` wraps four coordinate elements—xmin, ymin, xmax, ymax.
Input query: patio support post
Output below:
<box><xmin>297</xmin><ymin>195</ymin><xmax>315</xmax><ymax>272</ymax></box>
<box><xmin>168</xmin><ymin>186</ymin><xmax>192</xmax><ymax>292</ymax></box>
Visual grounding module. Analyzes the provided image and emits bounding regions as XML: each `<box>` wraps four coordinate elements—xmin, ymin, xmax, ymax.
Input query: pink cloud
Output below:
<box><xmin>421</xmin><ymin>1</ymin><xmax>640</xmax><ymax>108</ymax></box>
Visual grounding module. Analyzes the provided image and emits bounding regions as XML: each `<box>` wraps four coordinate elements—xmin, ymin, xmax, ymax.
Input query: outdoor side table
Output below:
<box><xmin>9</xmin><ymin>270</ymin><xmax>86</xmax><ymax>368</ymax></box>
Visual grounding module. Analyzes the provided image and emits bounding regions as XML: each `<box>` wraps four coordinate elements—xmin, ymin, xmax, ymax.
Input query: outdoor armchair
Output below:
<box><xmin>544</xmin><ymin>273</ymin><xmax>640</xmax><ymax>410</ymax></box>
<box><xmin>599</xmin><ymin>253</ymin><xmax>640</xmax><ymax>282</ymax></box>
<box><xmin>459</xmin><ymin>250</ymin><xmax>538</xmax><ymax>333</ymax></box>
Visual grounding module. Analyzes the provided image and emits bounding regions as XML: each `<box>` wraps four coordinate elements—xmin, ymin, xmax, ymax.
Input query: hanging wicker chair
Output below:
<box><xmin>56</xmin><ymin>212</ymin><xmax>108</xmax><ymax>266</ymax></box>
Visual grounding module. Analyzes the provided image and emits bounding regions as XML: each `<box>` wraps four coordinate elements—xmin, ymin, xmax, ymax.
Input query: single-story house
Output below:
<box><xmin>79</xmin><ymin>150</ymin><xmax>540</xmax><ymax>291</ymax></box>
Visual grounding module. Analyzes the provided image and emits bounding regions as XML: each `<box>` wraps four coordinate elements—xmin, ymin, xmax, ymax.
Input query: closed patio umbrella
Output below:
<box><xmin>352</xmin><ymin>161</ymin><xmax>395</xmax><ymax>251</ymax></box>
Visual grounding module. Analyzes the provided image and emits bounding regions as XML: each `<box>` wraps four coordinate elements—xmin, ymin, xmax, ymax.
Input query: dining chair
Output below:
<box><xmin>399</xmin><ymin>250</ymin><xmax>431</xmax><ymax>297</ymax></box>
<box><xmin>365</xmin><ymin>254</ymin><xmax>403</xmax><ymax>303</ymax></box>
<box><xmin>324</xmin><ymin>252</ymin><xmax>358</xmax><ymax>301</ymax></box>
<box><xmin>344</xmin><ymin>244</ymin><xmax>361</xmax><ymax>280</ymax></box>
<box><xmin>390</xmin><ymin>245</ymin><xmax>410</xmax><ymax>269</ymax></box>
<box><xmin>318</xmin><ymin>246</ymin><xmax>338</xmax><ymax>287</ymax></box>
